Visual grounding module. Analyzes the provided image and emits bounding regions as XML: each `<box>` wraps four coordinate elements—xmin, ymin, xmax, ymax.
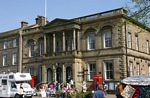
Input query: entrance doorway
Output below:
<box><xmin>47</xmin><ymin>68</ymin><xmax>53</xmax><ymax>83</ymax></box>
<box><xmin>56</xmin><ymin>67</ymin><xmax>62</xmax><ymax>83</ymax></box>
<box><xmin>66</xmin><ymin>66</ymin><xmax>72</xmax><ymax>83</ymax></box>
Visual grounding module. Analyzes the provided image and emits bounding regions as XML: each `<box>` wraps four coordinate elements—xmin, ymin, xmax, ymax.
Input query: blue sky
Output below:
<box><xmin>0</xmin><ymin>0</ymin><xmax>130</xmax><ymax>32</ymax></box>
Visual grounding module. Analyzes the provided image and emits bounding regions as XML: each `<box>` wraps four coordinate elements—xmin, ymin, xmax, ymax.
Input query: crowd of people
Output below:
<box><xmin>38</xmin><ymin>79</ymin><xmax>78</xmax><ymax>98</ymax></box>
<box><xmin>36</xmin><ymin>72</ymin><xmax>107</xmax><ymax>98</ymax></box>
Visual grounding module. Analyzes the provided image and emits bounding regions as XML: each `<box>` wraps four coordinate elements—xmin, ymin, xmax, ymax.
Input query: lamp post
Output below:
<box><xmin>77</xmin><ymin>64</ymin><xmax>89</xmax><ymax>96</ymax></box>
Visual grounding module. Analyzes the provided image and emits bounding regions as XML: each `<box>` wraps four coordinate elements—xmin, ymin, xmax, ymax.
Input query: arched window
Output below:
<box><xmin>47</xmin><ymin>68</ymin><xmax>53</xmax><ymax>83</ymax></box>
<box><xmin>85</xmin><ymin>28</ymin><xmax>96</xmax><ymax>50</ymax></box>
<box><xmin>27</xmin><ymin>39</ymin><xmax>35</xmax><ymax>57</ymax></box>
<box><xmin>38</xmin><ymin>38</ymin><xmax>44</xmax><ymax>56</ymax></box>
<box><xmin>56</xmin><ymin>67</ymin><xmax>62</xmax><ymax>83</ymax></box>
<box><xmin>87</xmin><ymin>33</ymin><xmax>95</xmax><ymax>50</ymax></box>
<box><xmin>102</xmin><ymin>27</ymin><xmax>112</xmax><ymax>48</ymax></box>
<box><xmin>66</xmin><ymin>66</ymin><xmax>72</xmax><ymax>83</ymax></box>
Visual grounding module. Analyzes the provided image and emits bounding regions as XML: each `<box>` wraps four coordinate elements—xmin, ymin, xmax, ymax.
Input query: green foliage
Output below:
<box><xmin>55</xmin><ymin>91</ymin><xmax>93</xmax><ymax>98</ymax></box>
<box><xmin>72</xmin><ymin>91</ymin><xmax>93</xmax><ymax>98</ymax></box>
<box><xmin>126</xmin><ymin>0</ymin><xmax>150</xmax><ymax>26</ymax></box>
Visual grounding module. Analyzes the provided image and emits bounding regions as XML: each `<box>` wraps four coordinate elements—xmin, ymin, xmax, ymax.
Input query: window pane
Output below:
<box><xmin>2</xmin><ymin>80</ymin><xmax>7</xmax><ymax>85</ymax></box>
<box><xmin>88</xmin><ymin>33</ymin><xmax>95</xmax><ymax>50</ymax></box>
<box><xmin>146</xmin><ymin>40</ymin><xmax>149</xmax><ymax>54</ymax></box>
<box><xmin>12</xmin><ymin>53</ymin><xmax>17</xmax><ymax>65</ymax></box>
<box><xmin>89</xmin><ymin>63</ymin><xmax>96</xmax><ymax>80</ymax></box>
<box><xmin>3</xmin><ymin>54</ymin><xmax>7</xmax><ymax>66</ymax></box>
<box><xmin>104</xmin><ymin>61</ymin><xmax>113</xmax><ymax>80</ymax></box>
<box><xmin>28</xmin><ymin>40</ymin><xmax>35</xmax><ymax>57</ymax></box>
<box><xmin>66</xmin><ymin>39</ymin><xmax>72</xmax><ymax>51</ymax></box>
<box><xmin>13</xmin><ymin>39</ymin><xmax>17</xmax><ymax>47</ymax></box>
<box><xmin>56</xmin><ymin>39</ymin><xmax>62</xmax><ymax>52</ymax></box>
<box><xmin>4</xmin><ymin>41</ymin><xmax>8</xmax><ymax>49</ymax></box>
<box><xmin>135</xmin><ymin>35</ymin><xmax>139</xmax><ymax>50</ymax></box>
<box><xmin>136</xmin><ymin>63</ymin><xmax>140</xmax><ymax>75</ymax></box>
<box><xmin>127</xmin><ymin>32</ymin><xmax>131</xmax><ymax>48</ymax></box>
<box><xmin>103</xmin><ymin>31</ymin><xmax>112</xmax><ymax>48</ymax></box>
<box><xmin>38</xmin><ymin>39</ymin><xmax>44</xmax><ymax>56</ymax></box>
<box><xmin>31</xmin><ymin>45</ymin><xmax>35</xmax><ymax>57</ymax></box>
<box><xmin>129</xmin><ymin>62</ymin><xmax>133</xmax><ymax>76</ymax></box>
<box><xmin>29</xmin><ymin>67</ymin><xmax>34</xmax><ymax>75</ymax></box>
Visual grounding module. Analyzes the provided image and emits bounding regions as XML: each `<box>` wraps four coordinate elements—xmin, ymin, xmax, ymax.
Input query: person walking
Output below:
<box><xmin>61</xmin><ymin>85</ymin><xmax>67</xmax><ymax>98</ymax></box>
<box><xmin>115</xmin><ymin>83</ymin><xmax>124</xmax><ymax>98</ymax></box>
<box><xmin>40</xmin><ymin>85</ymin><xmax>46</xmax><ymax>98</ymax></box>
<box><xmin>19</xmin><ymin>84</ymin><xmax>24</xmax><ymax>98</ymax></box>
<box><xmin>93</xmin><ymin>85</ymin><xmax>105</xmax><ymax>98</ymax></box>
<box><xmin>93</xmin><ymin>72</ymin><xmax>105</xmax><ymax>91</ymax></box>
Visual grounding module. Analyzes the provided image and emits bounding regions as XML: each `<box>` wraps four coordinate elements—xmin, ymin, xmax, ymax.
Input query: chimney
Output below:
<box><xmin>36</xmin><ymin>16</ymin><xmax>47</xmax><ymax>26</ymax></box>
<box><xmin>21</xmin><ymin>21</ymin><xmax>28</xmax><ymax>28</ymax></box>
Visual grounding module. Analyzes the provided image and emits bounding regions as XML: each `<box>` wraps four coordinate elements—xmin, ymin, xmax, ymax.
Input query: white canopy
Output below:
<box><xmin>121</xmin><ymin>76</ymin><xmax>150</xmax><ymax>86</ymax></box>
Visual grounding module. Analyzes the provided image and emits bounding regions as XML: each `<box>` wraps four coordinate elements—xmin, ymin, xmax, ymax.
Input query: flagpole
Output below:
<box><xmin>44</xmin><ymin>0</ymin><xmax>47</xmax><ymax>24</ymax></box>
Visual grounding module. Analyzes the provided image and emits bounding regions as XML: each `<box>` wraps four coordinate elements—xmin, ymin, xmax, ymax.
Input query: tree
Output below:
<box><xmin>126</xmin><ymin>0</ymin><xmax>150</xmax><ymax>26</ymax></box>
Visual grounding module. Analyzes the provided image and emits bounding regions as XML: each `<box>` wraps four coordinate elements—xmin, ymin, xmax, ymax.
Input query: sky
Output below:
<box><xmin>0</xmin><ymin>0</ymin><xmax>130</xmax><ymax>32</ymax></box>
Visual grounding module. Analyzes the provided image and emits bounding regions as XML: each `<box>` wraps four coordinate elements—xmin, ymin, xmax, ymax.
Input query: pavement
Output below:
<box><xmin>106</xmin><ymin>94</ymin><xmax>116</xmax><ymax>98</ymax></box>
<box><xmin>32</xmin><ymin>94</ymin><xmax>116</xmax><ymax>98</ymax></box>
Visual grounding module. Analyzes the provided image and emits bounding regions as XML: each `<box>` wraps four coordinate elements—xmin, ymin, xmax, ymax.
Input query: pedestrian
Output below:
<box><xmin>93</xmin><ymin>85</ymin><xmax>105</xmax><ymax>98</ymax></box>
<box><xmin>103</xmin><ymin>85</ymin><xmax>107</xmax><ymax>96</ymax></box>
<box><xmin>93</xmin><ymin>72</ymin><xmax>105</xmax><ymax>90</ymax></box>
<box><xmin>61</xmin><ymin>85</ymin><xmax>67</xmax><ymax>98</ymax></box>
<box><xmin>19</xmin><ymin>84</ymin><xmax>24</xmax><ymax>98</ymax></box>
<box><xmin>40</xmin><ymin>86</ymin><xmax>46</xmax><ymax>98</ymax></box>
<box><xmin>69</xmin><ymin>78</ymin><xmax>74</xmax><ymax>87</ymax></box>
<box><xmin>115</xmin><ymin>83</ymin><xmax>124</xmax><ymax>98</ymax></box>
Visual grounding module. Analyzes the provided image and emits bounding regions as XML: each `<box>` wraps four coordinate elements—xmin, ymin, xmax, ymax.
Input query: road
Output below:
<box><xmin>32</xmin><ymin>94</ymin><xmax>116</xmax><ymax>98</ymax></box>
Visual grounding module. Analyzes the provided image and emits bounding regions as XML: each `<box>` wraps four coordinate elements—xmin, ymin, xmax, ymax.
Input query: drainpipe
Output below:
<box><xmin>19</xmin><ymin>29</ymin><xmax>23</xmax><ymax>73</ymax></box>
<box><xmin>124</xmin><ymin>22</ymin><xmax>128</xmax><ymax>77</ymax></box>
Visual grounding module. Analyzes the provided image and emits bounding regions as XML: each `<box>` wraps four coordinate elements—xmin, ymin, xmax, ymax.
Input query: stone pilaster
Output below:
<box><xmin>42</xmin><ymin>64</ymin><xmax>47</xmax><ymax>83</ymax></box>
<box><xmin>44</xmin><ymin>34</ymin><xmax>47</xmax><ymax>54</ymax></box>
<box><xmin>63</xmin><ymin>64</ymin><xmax>66</xmax><ymax>82</ymax></box>
<box><xmin>53</xmin><ymin>65</ymin><xmax>56</xmax><ymax>82</ymax></box>
<box><xmin>73</xmin><ymin>29</ymin><xmax>76</xmax><ymax>50</ymax></box>
<box><xmin>62</xmin><ymin>32</ymin><xmax>66</xmax><ymax>51</ymax></box>
<box><xmin>53</xmin><ymin>33</ymin><xmax>56</xmax><ymax>53</ymax></box>
<box><xmin>77</xmin><ymin>30</ymin><xmax>80</xmax><ymax>51</ymax></box>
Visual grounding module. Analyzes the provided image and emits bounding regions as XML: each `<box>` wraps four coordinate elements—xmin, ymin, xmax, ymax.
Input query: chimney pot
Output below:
<box><xmin>21</xmin><ymin>21</ymin><xmax>28</xmax><ymax>28</ymax></box>
<box><xmin>35</xmin><ymin>16</ymin><xmax>47</xmax><ymax>26</ymax></box>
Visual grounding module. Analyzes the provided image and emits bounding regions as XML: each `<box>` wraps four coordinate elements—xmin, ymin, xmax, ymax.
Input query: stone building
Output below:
<box><xmin>0</xmin><ymin>29</ymin><xmax>20</xmax><ymax>73</ymax></box>
<box><xmin>0</xmin><ymin>8</ymin><xmax>150</xmax><ymax>91</ymax></box>
<box><xmin>22</xmin><ymin>16</ymin><xmax>47</xmax><ymax>85</ymax></box>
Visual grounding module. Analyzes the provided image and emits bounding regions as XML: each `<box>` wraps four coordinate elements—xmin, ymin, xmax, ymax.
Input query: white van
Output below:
<box><xmin>0</xmin><ymin>72</ymin><xmax>33</xmax><ymax>98</ymax></box>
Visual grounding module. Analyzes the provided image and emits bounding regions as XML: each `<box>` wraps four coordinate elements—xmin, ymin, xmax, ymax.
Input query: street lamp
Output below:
<box><xmin>77</xmin><ymin>64</ymin><xmax>89</xmax><ymax>93</ymax></box>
